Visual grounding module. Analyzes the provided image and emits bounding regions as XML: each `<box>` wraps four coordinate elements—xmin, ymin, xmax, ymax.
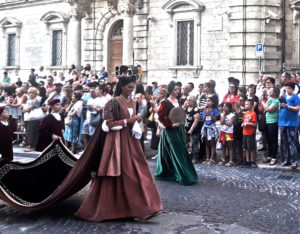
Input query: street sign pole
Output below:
<box><xmin>256</xmin><ymin>43</ymin><xmax>264</xmax><ymax>75</ymax></box>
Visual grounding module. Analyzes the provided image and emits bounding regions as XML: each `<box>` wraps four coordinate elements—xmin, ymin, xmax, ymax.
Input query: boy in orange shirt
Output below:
<box><xmin>242</xmin><ymin>99</ymin><xmax>257</xmax><ymax>168</ymax></box>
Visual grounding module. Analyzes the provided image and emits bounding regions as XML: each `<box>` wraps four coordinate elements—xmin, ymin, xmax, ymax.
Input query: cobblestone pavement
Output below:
<box><xmin>0</xmin><ymin>158</ymin><xmax>299</xmax><ymax>233</ymax></box>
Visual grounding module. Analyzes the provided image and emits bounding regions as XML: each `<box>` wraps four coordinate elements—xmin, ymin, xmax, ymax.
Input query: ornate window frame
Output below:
<box><xmin>40</xmin><ymin>11</ymin><xmax>69</xmax><ymax>70</ymax></box>
<box><xmin>0</xmin><ymin>17</ymin><xmax>22</xmax><ymax>70</ymax></box>
<box><xmin>162</xmin><ymin>0</ymin><xmax>205</xmax><ymax>78</ymax></box>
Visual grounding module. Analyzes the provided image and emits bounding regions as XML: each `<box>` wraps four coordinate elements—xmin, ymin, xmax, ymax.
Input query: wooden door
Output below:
<box><xmin>108</xmin><ymin>40</ymin><xmax>123</xmax><ymax>81</ymax></box>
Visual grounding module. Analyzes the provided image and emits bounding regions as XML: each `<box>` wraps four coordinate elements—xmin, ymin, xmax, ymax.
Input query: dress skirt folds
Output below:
<box><xmin>155</xmin><ymin>125</ymin><xmax>198</xmax><ymax>185</ymax></box>
<box><xmin>75</xmin><ymin>97</ymin><xmax>162</xmax><ymax>222</ymax></box>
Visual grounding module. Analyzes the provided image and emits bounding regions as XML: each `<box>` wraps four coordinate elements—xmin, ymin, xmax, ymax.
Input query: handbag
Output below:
<box><xmin>27</xmin><ymin>108</ymin><xmax>46</xmax><ymax>121</ymax></box>
<box><xmin>65</xmin><ymin>115</ymin><xmax>72</xmax><ymax>126</ymax></box>
<box><xmin>90</xmin><ymin>112</ymin><xmax>101</xmax><ymax>127</ymax></box>
<box><xmin>258</xmin><ymin>112</ymin><xmax>267</xmax><ymax>132</ymax></box>
<box><xmin>147</xmin><ymin>112</ymin><xmax>156</xmax><ymax>128</ymax></box>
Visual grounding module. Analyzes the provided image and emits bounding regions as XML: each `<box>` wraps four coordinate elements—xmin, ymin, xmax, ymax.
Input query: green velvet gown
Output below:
<box><xmin>155</xmin><ymin>99</ymin><xmax>198</xmax><ymax>186</ymax></box>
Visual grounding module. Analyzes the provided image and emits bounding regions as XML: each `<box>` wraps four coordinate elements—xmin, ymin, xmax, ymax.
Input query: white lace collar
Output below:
<box><xmin>0</xmin><ymin>120</ymin><xmax>9</xmax><ymax>126</ymax></box>
<box><xmin>51</xmin><ymin>112</ymin><xmax>61</xmax><ymax>121</ymax></box>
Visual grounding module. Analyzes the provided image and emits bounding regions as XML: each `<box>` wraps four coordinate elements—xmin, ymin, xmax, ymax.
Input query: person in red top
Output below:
<box><xmin>223</xmin><ymin>77</ymin><xmax>239</xmax><ymax>105</ymax></box>
<box><xmin>45</xmin><ymin>76</ymin><xmax>56</xmax><ymax>95</ymax></box>
<box><xmin>242</xmin><ymin>99</ymin><xmax>257</xmax><ymax>168</ymax></box>
<box><xmin>155</xmin><ymin>81</ymin><xmax>197</xmax><ymax>186</ymax></box>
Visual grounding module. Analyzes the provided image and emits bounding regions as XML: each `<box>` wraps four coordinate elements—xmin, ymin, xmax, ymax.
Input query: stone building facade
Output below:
<box><xmin>1</xmin><ymin>0</ymin><xmax>300</xmax><ymax>89</ymax></box>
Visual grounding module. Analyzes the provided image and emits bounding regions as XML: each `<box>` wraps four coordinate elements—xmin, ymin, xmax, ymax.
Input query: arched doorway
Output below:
<box><xmin>108</xmin><ymin>20</ymin><xmax>123</xmax><ymax>81</ymax></box>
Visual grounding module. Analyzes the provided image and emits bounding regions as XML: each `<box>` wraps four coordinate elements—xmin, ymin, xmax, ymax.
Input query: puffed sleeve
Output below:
<box><xmin>104</xmin><ymin>100</ymin><xmax>125</xmax><ymax>129</ymax></box>
<box><xmin>158</xmin><ymin>101</ymin><xmax>173</xmax><ymax>128</ymax></box>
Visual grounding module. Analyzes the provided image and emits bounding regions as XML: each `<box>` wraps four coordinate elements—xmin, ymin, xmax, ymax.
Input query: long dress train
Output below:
<box><xmin>75</xmin><ymin>97</ymin><xmax>162</xmax><ymax>221</ymax></box>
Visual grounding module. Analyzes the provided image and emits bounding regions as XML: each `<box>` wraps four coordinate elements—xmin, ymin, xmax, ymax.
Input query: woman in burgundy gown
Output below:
<box><xmin>35</xmin><ymin>99</ymin><xmax>64</xmax><ymax>152</ymax></box>
<box><xmin>75</xmin><ymin>75</ymin><xmax>162</xmax><ymax>222</ymax></box>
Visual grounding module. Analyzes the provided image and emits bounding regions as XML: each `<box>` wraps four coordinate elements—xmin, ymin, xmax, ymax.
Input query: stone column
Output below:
<box><xmin>68</xmin><ymin>7</ymin><xmax>85</xmax><ymax>68</ymax></box>
<box><xmin>118</xmin><ymin>0</ymin><xmax>136</xmax><ymax>65</ymax></box>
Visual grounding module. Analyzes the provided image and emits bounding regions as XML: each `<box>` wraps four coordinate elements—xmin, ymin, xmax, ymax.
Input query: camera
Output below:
<box><xmin>279</xmin><ymin>97</ymin><xmax>287</xmax><ymax>104</ymax></box>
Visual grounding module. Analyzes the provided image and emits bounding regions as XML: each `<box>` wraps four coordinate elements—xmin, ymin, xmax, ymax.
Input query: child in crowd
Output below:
<box><xmin>201</xmin><ymin>96</ymin><xmax>219</xmax><ymax>165</ymax></box>
<box><xmin>219</xmin><ymin>102</ymin><xmax>235</xmax><ymax>166</ymax></box>
<box><xmin>242</xmin><ymin>99</ymin><xmax>257</xmax><ymax>168</ymax></box>
<box><xmin>184</xmin><ymin>96</ymin><xmax>200</xmax><ymax>163</ymax></box>
<box><xmin>233</xmin><ymin>95</ymin><xmax>247</xmax><ymax>164</ymax></box>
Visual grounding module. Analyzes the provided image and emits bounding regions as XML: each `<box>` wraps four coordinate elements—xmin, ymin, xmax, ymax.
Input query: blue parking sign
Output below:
<box><xmin>256</xmin><ymin>43</ymin><xmax>264</xmax><ymax>57</ymax></box>
<box><xmin>256</xmin><ymin>43</ymin><xmax>263</xmax><ymax>52</ymax></box>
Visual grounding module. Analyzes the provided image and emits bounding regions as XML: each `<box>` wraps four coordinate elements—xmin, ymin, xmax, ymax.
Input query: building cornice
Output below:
<box><xmin>0</xmin><ymin>0</ymin><xmax>64</xmax><ymax>11</ymax></box>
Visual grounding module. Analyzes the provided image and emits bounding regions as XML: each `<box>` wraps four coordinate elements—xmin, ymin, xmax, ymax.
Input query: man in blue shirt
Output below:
<box><xmin>152</xmin><ymin>81</ymin><xmax>159</xmax><ymax>96</ymax></box>
<box><xmin>98</xmin><ymin>66</ymin><xmax>108</xmax><ymax>82</ymax></box>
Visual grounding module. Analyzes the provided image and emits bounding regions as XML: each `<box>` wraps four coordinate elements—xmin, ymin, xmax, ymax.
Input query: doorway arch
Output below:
<box><xmin>108</xmin><ymin>20</ymin><xmax>123</xmax><ymax>81</ymax></box>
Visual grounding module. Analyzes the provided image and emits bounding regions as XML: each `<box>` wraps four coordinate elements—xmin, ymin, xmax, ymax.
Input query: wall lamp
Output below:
<box><xmin>265</xmin><ymin>10</ymin><xmax>282</xmax><ymax>24</ymax></box>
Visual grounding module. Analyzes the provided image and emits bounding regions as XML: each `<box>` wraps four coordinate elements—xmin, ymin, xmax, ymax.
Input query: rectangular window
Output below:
<box><xmin>7</xmin><ymin>33</ymin><xmax>16</xmax><ymax>66</ymax></box>
<box><xmin>52</xmin><ymin>30</ymin><xmax>62</xmax><ymax>66</ymax></box>
<box><xmin>177</xmin><ymin>21</ymin><xmax>194</xmax><ymax>66</ymax></box>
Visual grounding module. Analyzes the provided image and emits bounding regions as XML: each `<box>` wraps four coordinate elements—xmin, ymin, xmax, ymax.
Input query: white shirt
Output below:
<box><xmin>86</xmin><ymin>96</ymin><xmax>107</xmax><ymax>121</ymax></box>
<box><xmin>36</xmin><ymin>70</ymin><xmax>47</xmax><ymax>82</ymax></box>
<box><xmin>71</xmin><ymin>101</ymin><xmax>83</xmax><ymax>118</ymax></box>
<box><xmin>221</xmin><ymin>113</ymin><xmax>235</xmax><ymax>133</ymax></box>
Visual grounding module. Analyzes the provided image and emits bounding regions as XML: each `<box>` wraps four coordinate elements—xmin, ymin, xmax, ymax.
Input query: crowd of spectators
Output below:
<box><xmin>0</xmin><ymin>66</ymin><xmax>299</xmax><ymax>170</ymax></box>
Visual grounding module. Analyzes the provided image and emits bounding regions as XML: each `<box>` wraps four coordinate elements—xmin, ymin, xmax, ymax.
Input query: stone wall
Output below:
<box><xmin>1</xmin><ymin>0</ymin><xmax>300</xmax><ymax>89</ymax></box>
<box><xmin>0</xmin><ymin>0</ymin><xmax>71</xmax><ymax>81</ymax></box>
<box><xmin>146</xmin><ymin>0</ymin><xmax>231</xmax><ymax>92</ymax></box>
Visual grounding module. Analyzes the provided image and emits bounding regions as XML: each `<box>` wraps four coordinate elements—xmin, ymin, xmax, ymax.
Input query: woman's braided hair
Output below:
<box><xmin>114</xmin><ymin>75</ymin><xmax>137</xmax><ymax>97</ymax></box>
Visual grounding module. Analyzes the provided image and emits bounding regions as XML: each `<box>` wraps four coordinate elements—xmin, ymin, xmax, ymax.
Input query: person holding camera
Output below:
<box><xmin>278</xmin><ymin>81</ymin><xmax>300</xmax><ymax>169</ymax></box>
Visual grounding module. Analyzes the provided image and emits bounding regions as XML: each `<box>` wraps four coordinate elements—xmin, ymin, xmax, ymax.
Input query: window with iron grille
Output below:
<box><xmin>52</xmin><ymin>30</ymin><xmax>62</xmax><ymax>66</ymax></box>
<box><xmin>7</xmin><ymin>33</ymin><xmax>16</xmax><ymax>66</ymax></box>
<box><xmin>177</xmin><ymin>21</ymin><xmax>194</xmax><ymax>66</ymax></box>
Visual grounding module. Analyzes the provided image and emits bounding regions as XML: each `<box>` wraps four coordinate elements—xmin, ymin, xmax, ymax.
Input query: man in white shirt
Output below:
<box><xmin>81</xmin><ymin>85</ymin><xmax>107</xmax><ymax>147</ymax></box>
<box><xmin>36</xmin><ymin>66</ymin><xmax>47</xmax><ymax>82</ymax></box>
<box><xmin>45</xmin><ymin>83</ymin><xmax>65</xmax><ymax>106</ymax></box>
<box><xmin>280</xmin><ymin>72</ymin><xmax>299</xmax><ymax>97</ymax></box>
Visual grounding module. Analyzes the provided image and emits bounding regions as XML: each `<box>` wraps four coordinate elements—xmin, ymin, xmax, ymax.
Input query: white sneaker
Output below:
<box><xmin>151</xmin><ymin>154</ymin><xmax>158</xmax><ymax>160</ymax></box>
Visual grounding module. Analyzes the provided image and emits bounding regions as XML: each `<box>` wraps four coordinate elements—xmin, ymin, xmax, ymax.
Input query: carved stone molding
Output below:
<box><xmin>40</xmin><ymin>11</ymin><xmax>70</xmax><ymax>33</ymax></box>
<box><xmin>291</xmin><ymin>0</ymin><xmax>300</xmax><ymax>25</ymax></box>
<box><xmin>107</xmin><ymin>0</ymin><xmax>118</xmax><ymax>10</ymax></box>
<box><xmin>0</xmin><ymin>17</ymin><xmax>22</xmax><ymax>38</ymax></box>
<box><xmin>162</xmin><ymin>0</ymin><xmax>205</xmax><ymax>27</ymax></box>
<box><xmin>70</xmin><ymin>7</ymin><xmax>86</xmax><ymax>20</ymax></box>
<box><xmin>67</xmin><ymin>0</ymin><xmax>91</xmax><ymax>17</ymax></box>
<box><xmin>118</xmin><ymin>0</ymin><xmax>136</xmax><ymax>16</ymax></box>
<box><xmin>0</xmin><ymin>17</ymin><xmax>22</xmax><ymax>28</ymax></box>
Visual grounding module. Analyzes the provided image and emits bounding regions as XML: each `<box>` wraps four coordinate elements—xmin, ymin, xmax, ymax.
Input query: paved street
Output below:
<box><xmin>0</xmin><ymin>146</ymin><xmax>300</xmax><ymax>233</ymax></box>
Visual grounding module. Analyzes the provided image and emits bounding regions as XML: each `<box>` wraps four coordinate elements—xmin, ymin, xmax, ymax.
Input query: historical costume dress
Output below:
<box><xmin>75</xmin><ymin>96</ymin><xmax>162</xmax><ymax>221</ymax></box>
<box><xmin>155</xmin><ymin>98</ymin><xmax>198</xmax><ymax>185</ymax></box>
<box><xmin>0</xmin><ymin>110</ymin><xmax>13</xmax><ymax>162</ymax></box>
<box><xmin>35</xmin><ymin>113</ymin><xmax>64</xmax><ymax>152</ymax></box>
